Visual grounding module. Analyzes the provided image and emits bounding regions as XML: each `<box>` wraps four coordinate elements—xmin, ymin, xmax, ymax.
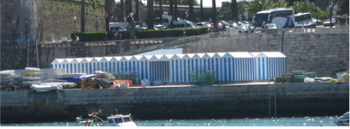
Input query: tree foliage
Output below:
<box><xmin>218</xmin><ymin>2</ymin><xmax>246</xmax><ymax>20</ymax></box>
<box><xmin>338</xmin><ymin>0</ymin><xmax>349</xmax><ymax>15</ymax></box>
<box><xmin>153</xmin><ymin>0</ymin><xmax>199</xmax><ymax>5</ymax></box>
<box><xmin>293</xmin><ymin>0</ymin><xmax>328</xmax><ymax>20</ymax></box>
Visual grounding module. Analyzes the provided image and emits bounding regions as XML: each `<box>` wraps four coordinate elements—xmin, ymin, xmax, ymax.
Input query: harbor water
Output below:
<box><xmin>1</xmin><ymin>116</ymin><xmax>340</xmax><ymax>126</ymax></box>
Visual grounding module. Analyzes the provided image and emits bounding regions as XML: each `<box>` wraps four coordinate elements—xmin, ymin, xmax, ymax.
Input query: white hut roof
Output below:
<box><xmin>250</xmin><ymin>52</ymin><xmax>260</xmax><ymax>57</ymax></box>
<box><xmin>124</xmin><ymin>56</ymin><xmax>133</xmax><ymax>61</ymax></box>
<box><xmin>51</xmin><ymin>59</ymin><xmax>65</xmax><ymax>64</ymax></box>
<box><xmin>216</xmin><ymin>52</ymin><xmax>226</xmax><ymax>57</ymax></box>
<box><xmin>227</xmin><ymin>52</ymin><xmax>254</xmax><ymax>58</ymax></box>
<box><xmin>154</xmin><ymin>55</ymin><xmax>164</xmax><ymax>60</ymax></box>
<box><xmin>260</xmin><ymin>52</ymin><xmax>286</xmax><ymax>57</ymax></box>
<box><xmin>74</xmin><ymin>58</ymin><xmax>84</xmax><ymax>63</ymax></box>
<box><xmin>93</xmin><ymin>57</ymin><xmax>104</xmax><ymax>62</ymax></box>
<box><xmin>206</xmin><ymin>53</ymin><xmax>216</xmax><ymax>58</ymax></box>
<box><xmin>65</xmin><ymin>59</ymin><xmax>74</xmax><ymax>63</ymax></box>
<box><xmin>164</xmin><ymin>54</ymin><xmax>174</xmax><ymax>59</ymax></box>
<box><xmin>186</xmin><ymin>54</ymin><xmax>196</xmax><ymax>58</ymax></box>
<box><xmin>114</xmin><ymin>57</ymin><xmax>123</xmax><ymax>61</ymax></box>
<box><xmin>196</xmin><ymin>53</ymin><xmax>205</xmax><ymax>58</ymax></box>
<box><xmin>144</xmin><ymin>55</ymin><xmax>153</xmax><ymax>60</ymax></box>
<box><xmin>103</xmin><ymin>57</ymin><xmax>114</xmax><ymax>61</ymax></box>
<box><xmin>133</xmin><ymin>55</ymin><xmax>143</xmax><ymax>60</ymax></box>
<box><xmin>83</xmin><ymin>57</ymin><xmax>94</xmax><ymax>62</ymax></box>
<box><xmin>175</xmin><ymin>54</ymin><xmax>186</xmax><ymax>59</ymax></box>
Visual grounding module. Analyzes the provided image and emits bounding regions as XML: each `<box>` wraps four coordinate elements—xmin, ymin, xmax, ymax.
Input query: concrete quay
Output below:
<box><xmin>1</xmin><ymin>82</ymin><xmax>348</xmax><ymax>123</ymax></box>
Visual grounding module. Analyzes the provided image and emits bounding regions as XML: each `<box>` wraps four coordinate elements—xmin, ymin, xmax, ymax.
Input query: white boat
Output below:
<box><xmin>335</xmin><ymin>112</ymin><xmax>349</xmax><ymax>126</ymax></box>
<box><xmin>42</xmin><ymin>79</ymin><xmax>76</xmax><ymax>89</ymax></box>
<box><xmin>23</xmin><ymin>67</ymin><xmax>42</xmax><ymax>76</ymax></box>
<box><xmin>78</xmin><ymin>110</ymin><xmax>137</xmax><ymax>127</ymax></box>
<box><xmin>22</xmin><ymin>76</ymin><xmax>41</xmax><ymax>80</ymax></box>
<box><xmin>104</xmin><ymin>114</ymin><xmax>137</xmax><ymax>127</ymax></box>
<box><xmin>22</xmin><ymin>80</ymin><xmax>42</xmax><ymax>85</ymax></box>
<box><xmin>30</xmin><ymin>84</ymin><xmax>63</xmax><ymax>92</ymax></box>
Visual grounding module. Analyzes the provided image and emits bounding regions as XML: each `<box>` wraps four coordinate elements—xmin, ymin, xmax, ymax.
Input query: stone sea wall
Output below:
<box><xmin>1</xmin><ymin>82</ymin><xmax>348</xmax><ymax>123</ymax></box>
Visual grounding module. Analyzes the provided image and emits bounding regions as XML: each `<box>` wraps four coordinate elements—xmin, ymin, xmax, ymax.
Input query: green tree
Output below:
<box><xmin>292</xmin><ymin>0</ymin><xmax>317</xmax><ymax>13</ymax></box>
<box><xmin>218</xmin><ymin>2</ymin><xmax>246</xmax><ymax>20</ymax></box>
<box><xmin>293</xmin><ymin>0</ymin><xmax>328</xmax><ymax>20</ymax></box>
<box><xmin>338</xmin><ymin>0</ymin><xmax>349</xmax><ymax>15</ymax></box>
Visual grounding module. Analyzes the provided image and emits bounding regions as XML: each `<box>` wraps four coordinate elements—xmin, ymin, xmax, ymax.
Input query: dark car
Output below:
<box><xmin>323</xmin><ymin>18</ymin><xmax>335</xmax><ymax>27</ymax></box>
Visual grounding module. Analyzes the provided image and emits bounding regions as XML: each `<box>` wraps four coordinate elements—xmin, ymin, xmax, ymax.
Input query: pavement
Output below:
<box><xmin>129</xmin><ymin>81</ymin><xmax>274</xmax><ymax>88</ymax></box>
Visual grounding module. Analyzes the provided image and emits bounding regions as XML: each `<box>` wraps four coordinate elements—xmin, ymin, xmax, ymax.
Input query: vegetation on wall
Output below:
<box><xmin>39</xmin><ymin>0</ymin><xmax>106</xmax><ymax>42</ymax></box>
<box><xmin>71</xmin><ymin>27</ymin><xmax>208</xmax><ymax>41</ymax></box>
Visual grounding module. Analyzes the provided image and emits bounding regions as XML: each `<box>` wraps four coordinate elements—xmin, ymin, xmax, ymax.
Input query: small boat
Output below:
<box><xmin>78</xmin><ymin>109</ymin><xmax>137</xmax><ymax>127</ymax></box>
<box><xmin>104</xmin><ymin>113</ymin><xmax>137</xmax><ymax>127</ymax></box>
<box><xmin>22</xmin><ymin>67</ymin><xmax>42</xmax><ymax>76</ymax></box>
<box><xmin>22</xmin><ymin>76</ymin><xmax>41</xmax><ymax>80</ymax></box>
<box><xmin>335</xmin><ymin>112</ymin><xmax>349</xmax><ymax>126</ymax></box>
<box><xmin>22</xmin><ymin>71</ymin><xmax>42</xmax><ymax>76</ymax></box>
<box><xmin>30</xmin><ymin>84</ymin><xmax>63</xmax><ymax>92</ymax></box>
<box><xmin>42</xmin><ymin>79</ymin><xmax>76</xmax><ymax>89</ymax></box>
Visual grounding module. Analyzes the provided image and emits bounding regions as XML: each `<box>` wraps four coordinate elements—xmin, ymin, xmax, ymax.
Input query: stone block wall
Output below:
<box><xmin>1</xmin><ymin>82</ymin><xmax>348</xmax><ymax>123</ymax></box>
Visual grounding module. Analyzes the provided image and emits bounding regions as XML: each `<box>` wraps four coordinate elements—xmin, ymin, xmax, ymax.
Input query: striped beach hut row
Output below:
<box><xmin>51</xmin><ymin>52</ymin><xmax>287</xmax><ymax>84</ymax></box>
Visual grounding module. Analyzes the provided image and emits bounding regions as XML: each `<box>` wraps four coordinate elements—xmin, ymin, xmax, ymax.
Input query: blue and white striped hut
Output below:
<box><xmin>227</xmin><ymin>52</ymin><xmax>255</xmax><ymax>82</ymax></box>
<box><xmin>62</xmin><ymin>59</ymin><xmax>74</xmax><ymax>74</ymax></box>
<box><xmin>100</xmin><ymin>57</ymin><xmax>113</xmax><ymax>72</ymax></box>
<box><xmin>254</xmin><ymin>52</ymin><xmax>287</xmax><ymax>80</ymax></box>
<box><xmin>51</xmin><ymin>59</ymin><xmax>65</xmax><ymax>70</ymax></box>
<box><xmin>82</xmin><ymin>58</ymin><xmax>93</xmax><ymax>74</ymax></box>
<box><xmin>51</xmin><ymin>51</ymin><xmax>287</xmax><ymax>84</ymax></box>
<box><xmin>71</xmin><ymin>58</ymin><xmax>83</xmax><ymax>73</ymax></box>
<box><xmin>149</xmin><ymin>54</ymin><xmax>172</xmax><ymax>83</ymax></box>
<box><xmin>91</xmin><ymin>57</ymin><xmax>103</xmax><ymax>72</ymax></box>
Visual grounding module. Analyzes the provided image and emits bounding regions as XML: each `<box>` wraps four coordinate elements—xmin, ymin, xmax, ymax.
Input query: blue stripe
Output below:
<box><xmin>141</xmin><ymin>61</ymin><xmax>144</xmax><ymax>79</ymax></box>
<box><xmin>145</xmin><ymin>61</ymin><xmax>148</xmax><ymax>79</ymax></box>
<box><xmin>106</xmin><ymin>62</ymin><xmax>108</xmax><ymax>72</ymax></box>
<box><xmin>113</xmin><ymin>62</ymin><xmax>115</xmax><ymax>72</ymax></box>
<box><xmin>137</xmin><ymin>62</ymin><xmax>139</xmax><ymax>77</ymax></box>
<box><xmin>184</xmin><ymin>60</ymin><xmax>187</xmax><ymax>82</ymax></box>
<box><xmin>51</xmin><ymin>64</ymin><xmax>53</xmax><ymax>69</ymax></box>
<box><xmin>172</xmin><ymin>60</ymin><xmax>174</xmax><ymax>82</ymax></box>
<box><xmin>224</xmin><ymin>58</ymin><xmax>227</xmax><ymax>81</ymax></box>
<box><xmin>228</xmin><ymin>58</ymin><xmax>231</xmax><ymax>81</ymax></box>
<box><xmin>70</xmin><ymin>64</ymin><xmax>73</xmax><ymax>73</ymax></box>
<box><xmin>129</xmin><ymin>61</ymin><xmax>132</xmax><ymax>72</ymax></box>
<box><xmin>215</xmin><ymin>58</ymin><xmax>220</xmax><ymax>81</ymax></box>
<box><xmin>176</xmin><ymin>60</ymin><xmax>179</xmax><ymax>83</ymax></box>
<box><xmin>262</xmin><ymin>58</ymin><xmax>265</xmax><ymax>80</ymax></box>
<box><xmin>82</xmin><ymin>63</ymin><xmax>84</xmax><ymax>73</ymax></box>
<box><xmin>180</xmin><ymin>60</ymin><xmax>182</xmax><ymax>82</ymax></box>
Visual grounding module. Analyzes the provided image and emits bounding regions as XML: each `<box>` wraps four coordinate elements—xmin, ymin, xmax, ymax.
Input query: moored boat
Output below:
<box><xmin>335</xmin><ymin>112</ymin><xmax>349</xmax><ymax>126</ymax></box>
<box><xmin>77</xmin><ymin>109</ymin><xmax>137</xmax><ymax>127</ymax></box>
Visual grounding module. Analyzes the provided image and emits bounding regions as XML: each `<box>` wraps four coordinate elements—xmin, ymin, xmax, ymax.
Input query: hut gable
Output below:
<box><xmin>51</xmin><ymin>59</ymin><xmax>65</xmax><ymax>64</ymax></box>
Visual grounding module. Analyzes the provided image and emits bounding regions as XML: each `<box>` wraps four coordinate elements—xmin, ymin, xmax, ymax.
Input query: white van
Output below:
<box><xmin>109</xmin><ymin>22</ymin><xmax>129</xmax><ymax>31</ymax></box>
<box><xmin>164</xmin><ymin>19</ymin><xmax>196</xmax><ymax>29</ymax></box>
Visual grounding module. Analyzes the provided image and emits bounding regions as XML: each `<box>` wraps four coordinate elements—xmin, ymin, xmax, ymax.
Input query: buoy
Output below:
<box><xmin>85</xmin><ymin>121</ymin><xmax>90</xmax><ymax>126</ymax></box>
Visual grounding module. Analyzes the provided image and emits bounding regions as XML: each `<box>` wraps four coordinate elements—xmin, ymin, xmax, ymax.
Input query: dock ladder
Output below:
<box><xmin>268</xmin><ymin>81</ymin><xmax>277</xmax><ymax>117</ymax></box>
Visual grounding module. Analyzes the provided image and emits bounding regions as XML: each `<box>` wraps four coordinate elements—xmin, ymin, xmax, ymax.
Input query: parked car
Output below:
<box><xmin>266</xmin><ymin>23</ymin><xmax>277</xmax><ymax>29</ymax></box>
<box><xmin>237</xmin><ymin>24</ymin><xmax>249</xmax><ymax>33</ymax></box>
<box><xmin>294</xmin><ymin>24</ymin><xmax>305</xmax><ymax>28</ymax></box>
<box><xmin>196</xmin><ymin>22</ymin><xmax>208</xmax><ymax>27</ymax></box>
<box><xmin>323</xmin><ymin>18</ymin><xmax>336</xmax><ymax>27</ymax></box>
<box><xmin>154</xmin><ymin>25</ymin><xmax>166</xmax><ymax>30</ymax></box>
